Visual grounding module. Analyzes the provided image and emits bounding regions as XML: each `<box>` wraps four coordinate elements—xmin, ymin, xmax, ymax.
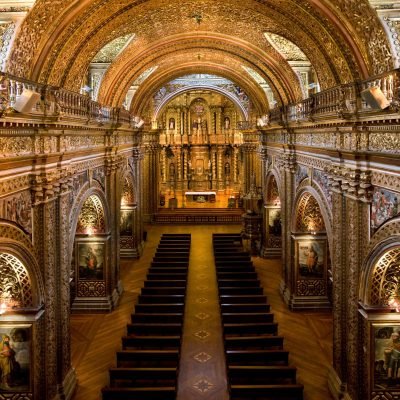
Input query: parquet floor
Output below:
<box><xmin>71</xmin><ymin>225</ymin><xmax>333</xmax><ymax>400</ymax></box>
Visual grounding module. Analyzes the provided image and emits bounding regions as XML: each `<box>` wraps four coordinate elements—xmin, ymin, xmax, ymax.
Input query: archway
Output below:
<box><xmin>70</xmin><ymin>192</ymin><xmax>112</xmax><ymax>312</ymax></box>
<box><xmin>263</xmin><ymin>174</ymin><xmax>282</xmax><ymax>258</ymax></box>
<box><xmin>288</xmin><ymin>191</ymin><xmax>331</xmax><ymax>309</ymax></box>
<box><xmin>120</xmin><ymin>175</ymin><xmax>139</xmax><ymax>258</ymax></box>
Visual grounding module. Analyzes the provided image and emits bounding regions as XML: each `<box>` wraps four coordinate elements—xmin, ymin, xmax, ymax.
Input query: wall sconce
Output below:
<box><xmin>86</xmin><ymin>226</ymin><xmax>94</xmax><ymax>236</ymax></box>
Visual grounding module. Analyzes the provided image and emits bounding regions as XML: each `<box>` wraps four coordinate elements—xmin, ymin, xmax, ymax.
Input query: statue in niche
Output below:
<box><xmin>224</xmin><ymin>117</ymin><xmax>230</xmax><ymax>130</ymax></box>
<box><xmin>225</xmin><ymin>162</ymin><xmax>231</xmax><ymax>176</ymax></box>
<box><xmin>169</xmin><ymin>118</ymin><xmax>175</xmax><ymax>130</ymax></box>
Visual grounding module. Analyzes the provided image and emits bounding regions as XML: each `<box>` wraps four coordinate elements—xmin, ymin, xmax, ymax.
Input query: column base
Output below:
<box><xmin>289</xmin><ymin>294</ymin><xmax>332</xmax><ymax>311</ymax></box>
<box><xmin>71</xmin><ymin>296</ymin><xmax>113</xmax><ymax>313</ymax></box>
<box><xmin>54</xmin><ymin>367</ymin><xmax>77</xmax><ymax>400</ymax></box>
<box><xmin>120</xmin><ymin>246</ymin><xmax>142</xmax><ymax>258</ymax></box>
<box><xmin>328</xmin><ymin>367</ymin><xmax>352</xmax><ymax>399</ymax></box>
<box><xmin>261</xmin><ymin>246</ymin><xmax>282</xmax><ymax>259</ymax></box>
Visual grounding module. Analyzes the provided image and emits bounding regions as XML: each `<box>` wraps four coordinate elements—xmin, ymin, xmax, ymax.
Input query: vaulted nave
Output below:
<box><xmin>0</xmin><ymin>1</ymin><xmax>400</xmax><ymax>400</ymax></box>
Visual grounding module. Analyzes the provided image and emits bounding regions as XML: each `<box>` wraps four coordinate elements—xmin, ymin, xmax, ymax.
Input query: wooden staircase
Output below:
<box><xmin>102</xmin><ymin>234</ymin><xmax>191</xmax><ymax>400</ymax></box>
<box><xmin>213</xmin><ymin>233</ymin><xmax>304</xmax><ymax>400</ymax></box>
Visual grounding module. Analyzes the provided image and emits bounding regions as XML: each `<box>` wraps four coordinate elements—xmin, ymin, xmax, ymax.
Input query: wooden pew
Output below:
<box><xmin>153</xmin><ymin>256</ymin><xmax>189</xmax><ymax>263</ymax></box>
<box><xmin>217</xmin><ymin>272</ymin><xmax>258</xmax><ymax>280</ymax></box>
<box><xmin>109</xmin><ymin>367</ymin><xmax>177</xmax><ymax>387</ymax></box>
<box><xmin>144</xmin><ymin>280</ymin><xmax>186</xmax><ymax>288</ymax></box>
<box><xmin>224</xmin><ymin>322</ymin><xmax>278</xmax><ymax>336</ymax></box>
<box><xmin>141</xmin><ymin>287</ymin><xmax>186</xmax><ymax>296</ymax></box>
<box><xmin>229</xmin><ymin>365</ymin><xmax>297</xmax><ymax>385</ymax></box>
<box><xmin>146</xmin><ymin>273</ymin><xmax>187</xmax><ymax>280</ymax></box>
<box><xmin>122</xmin><ymin>336</ymin><xmax>181</xmax><ymax>350</ymax></box>
<box><xmin>215</xmin><ymin>260</ymin><xmax>254</xmax><ymax>268</ymax></box>
<box><xmin>137</xmin><ymin>294</ymin><xmax>185</xmax><ymax>304</ymax></box>
<box><xmin>127</xmin><ymin>323</ymin><xmax>182</xmax><ymax>336</ymax></box>
<box><xmin>222</xmin><ymin>313</ymin><xmax>274</xmax><ymax>324</ymax></box>
<box><xmin>221</xmin><ymin>304</ymin><xmax>271</xmax><ymax>313</ymax></box>
<box><xmin>219</xmin><ymin>295</ymin><xmax>267</xmax><ymax>304</ymax></box>
<box><xmin>218</xmin><ymin>279</ymin><xmax>261</xmax><ymax>288</ymax></box>
<box><xmin>162</xmin><ymin>234</ymin><xmax>191</xmax><ymax>238</ymax></box>
<box><xmin>134</xmin><ymin>304</ymin><xmax>184</xmax><ymax>314</ymax></box>
<box><xmin>219</xmin><ymin>287</ymin><xmax>263</xmax><ymax>295</ymax></box>
<box><xmin>102</xmin><ymin>386</ymin><xmax>176</xmax><ymax>400</ymax></box>
<box><xmin>225</xmin><ymin>335</ymin><xmax>284</xmax><ymax>350</ymax></box>
<box><xmin>148</xmin><ymin>267</ymin><xmax>188</xmax><ymax>274</ymax></box>
<box><xmin>131</xmin><ymin>313</ymin><xmax>183</xmax><ymax>324</ymax></box>
<box><xmin>217</xmin><ymin>266</ymin><xmax>256</xmax><ymax>273</ymax></box>
<box><xmin>226</xmin><ymin>349</ymin><xmax>289</xmax><ymax>366</ymax></box>
<box><xmin>116</xmin><ymin>349</ymin><xmax>179</xmax><ymax>367</ymax></box>
<box><xmin>229</xmin><ymin>384</ymin><xmax>304</xmax><ymax>400</ymax></box>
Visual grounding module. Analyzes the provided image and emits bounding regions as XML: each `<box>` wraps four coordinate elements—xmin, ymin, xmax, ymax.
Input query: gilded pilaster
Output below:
<box><xmin>142</xmin><ymin>131</ymin><xmax>160</xmax><ymax>222</ymax></box>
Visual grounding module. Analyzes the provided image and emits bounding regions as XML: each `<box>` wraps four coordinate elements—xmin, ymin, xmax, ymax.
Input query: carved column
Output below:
<box><xmin>31</xmin><ymin>174</ymin><xmax>61</xmax><ymax>399</ymax></box>
<box><xmin>217</xmin><ymin>147</ymin><xmax>224</xmax><ymax>190</ymax></box>
<box><xmin>132</xmin><ymin>148</ymin><xmax>145</xmax><ymax>254</ymax></box>
<box><xmin>142</xmin><ymin>131</ymin><xmax>160</xmax><ymax>222</ymax></box>
<box><xmin>240</xmin><ymin>131</ymin><xmax>259</xmax><ymax>193</ymax></box>
<box><xmin>57</xmin><ymin>171</ymin><xmax>77</xmax><ymax>399</ymax></box>
<box><xmin>278</xmin><ymin>152</ymin><xmax>296</xmax><ymax>303</ymax></box>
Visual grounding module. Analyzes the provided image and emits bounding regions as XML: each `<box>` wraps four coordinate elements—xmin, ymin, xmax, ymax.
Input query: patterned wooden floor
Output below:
<box><xmin>71</xmin><ymin>225</ymin><xmax>333</xmax><ymax>400</ymax></box>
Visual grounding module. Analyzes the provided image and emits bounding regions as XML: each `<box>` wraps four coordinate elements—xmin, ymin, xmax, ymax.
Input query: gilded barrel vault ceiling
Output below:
<box><xmin>6</xmin><ymin>0</ymin><xmax>393</xmax><ymax>111</ymax></box>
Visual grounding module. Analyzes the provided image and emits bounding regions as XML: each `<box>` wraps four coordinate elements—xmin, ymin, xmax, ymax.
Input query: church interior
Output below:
<box><xmin>0</xmin><ymin>1</ymin><xmax>399</xmax><ymax>399</ymax></box>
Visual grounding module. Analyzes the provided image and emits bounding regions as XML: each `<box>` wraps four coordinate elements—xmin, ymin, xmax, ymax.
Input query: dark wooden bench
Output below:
<box><xmin>217</xmin><ymin>272</ymin><xmax>258</xmax><ymax>280</ymax></box>
<box><xmin>162</xmin><ymin>234</ymin><xmax>191</xmax><ymax>238</ymax></box>
<box><xmin>134</xmin><ymin>304</ymin><xmax>184</xmax><ymax>314</ymax></box>
<box><xmin>156</xmin><ymin>249</ymin><xmax>190</xmax><ymax>254</ymax></box>
<box><xmin>109</xmin><ymin>367</ymin><xmax>177</xmax><ymax>387</ymax></box>
<box><xmin>229</xmin><ymin>365</ymin><xmax>297</xmax><ymax>385</ymax></box>
<box><xmin>141</xmin><ymin>287</ymin><xmax>186</xmax><ymax>296</ymax></box>
<box><xmin>127</xmin><ymin>323</ymin><xmax>182</xmax><ymax>336</ymax></box>
<box><xmin>153</xmin><ymin>256</ymin><xmax>189</xmax><ymax>263</ymax></box>
<box><xmin>219</xmin><ymin>295</ymin><xmax>267</xmax><ymax>304</ymax></box>
<box><xmin>229</xmin><ymin>384</ymin><xmax>304</xmax><ymax>400</ymax></box>
<box><xmin>151</xmin><ymin>261</ymin><xmax>189</xmax><ymax>267</ymax></box>
<box><xmin>131</xmin><ymin>313</ymin><xmax>183</xmax><ymax>324</ymax></box>
<box><xmin>217</xmin><ymin>266</ymin><xmax>257</xmax><ymax>273</ymax></box>
<box><xmin>159</xmin><ymin>239</ymin><xmax>191</xmax><ymax>245</ymax></box>
<box><xmin>146</xmin><ymin>273</ymin><xmax>187</xmax><ymax>280</ymax></box>
<box><xmin>138</xmin><ymin>295</ymin><xmax>185</xmax><ymax>304</ymax></box>
<box><xmin>225</xmin><ymin>335</ymin><xmax>283</xmax><ymax>350</ymax></box>
<box><xmin>218</xmin><ymin>279</ymin><xmax>261</xmax><ymax>288</ymax></box>
<box><xmin>144</xmin><ymin>280</ymin><xmax>186</xmax><ymax>288</ymax></box>
<box><xmin>215</xmin><ymin>260</ymin><xmax>254</xmax><ymax>268</ymax></box>
<box><xmin>222</xmin><ymin>313</ymin><xmax>274</xmax><ymax>324</ymax></box>
<box><xmin>224</xmin><ymin>322</ymin><xmax>278</xmax><ymax>336</ymax></box>
<box><xmin>102</xmin><ymin>386</ymin><xmax>176</xmax><ymax>400</ymax></box>
<box><xmin>122</xmin><ymin>335</ymin><xmax>181</xmax><ymax>350</ymax></box>
<box><xmin>148</xmin><ymin>267</ymin><xmax>188</xmax><ymax>274</ymax></box>
<box><xmin>226</xmin><ymin>350</ymin><xmax>289</xmax><ymax>366</ymax></box>
<box><xmin>116</xmin><ymin>349</ymin><xmax>179</xmax><ymax>367</ymax></box>
<box><xmin>221</xmin><ymin>304</ymin><xmax>270</xmax><ymax>313</ymax></box>
<box><xmin>219</xmin><ymin>287</ymin><xmax>263</xmax><ymax>295</ymax></box>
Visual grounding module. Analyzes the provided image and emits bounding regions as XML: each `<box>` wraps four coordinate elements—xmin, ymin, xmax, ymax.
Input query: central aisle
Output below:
<box><xmin>177</xmin><ymin>230</ymin><xmax>229</xmax><ymax>400</ymax></box>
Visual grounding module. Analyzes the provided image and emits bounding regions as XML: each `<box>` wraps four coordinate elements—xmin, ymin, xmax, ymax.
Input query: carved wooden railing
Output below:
<box><xmin>0</xmin><ymin>72</ymin><xmax>138</xmax><ymax>128</ymax></box>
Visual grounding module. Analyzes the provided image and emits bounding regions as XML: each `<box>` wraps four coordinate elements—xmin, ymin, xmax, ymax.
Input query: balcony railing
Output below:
<box><xmin>0</xmin><ymin>72</ymin><xmax>137</xmax><ymax>128</ymax></box>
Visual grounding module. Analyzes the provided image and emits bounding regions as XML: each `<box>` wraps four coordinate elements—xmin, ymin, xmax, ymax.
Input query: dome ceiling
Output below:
<box><xmin>6</xmin><ymin>0</ymin><xmax>393</xmax><ymax>113</ymax></box>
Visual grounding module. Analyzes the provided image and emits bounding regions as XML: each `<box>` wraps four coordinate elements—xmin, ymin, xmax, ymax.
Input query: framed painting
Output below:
<box><xmin>296</xmin><ymin>238</ymin><xmax>325</xmax><ymax>279</ymax></box>
<box><xmin>120</xmin><ymin>210</ymin><xmax>133</xmax><ymax>236</ymax></box>
<box><xmin>0</xmin><ymin>324</ymin><xmax>31</xmax><ymax>393</ymax></box>
<box><xmin>372</xmin><ymin>324</ymin><xmax>400</xmax><ymax>390</ymax></box>
<box><xmin>77</xmin><ymin>242</ymin><xmax>105</xmax><ymax>280</ymax></box>
<box><xmin>267</xmin><ymin>208</ymin><xmax>282</xmax><ymax>236</ymax></box>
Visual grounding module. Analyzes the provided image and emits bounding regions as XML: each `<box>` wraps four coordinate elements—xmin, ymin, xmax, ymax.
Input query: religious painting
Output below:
<box><xmin>296</xmin><ymin>239</ymin><xmax>325</xmax><ymax>278</ymax></box>
<box><xmin>120</xmin><ymin>210</ymin><xmax>133</xmax><ymax>236</ymax></box>
<box><xmin>372</xmin><ymin>324</ymin><xmax>400</xmax><ymax>390</ymax></box>
<box><xmin>0</xmin><ymin>324</ymin><xmax>31</xmax><ymax>393</ymax></box>
<box><xmin>267</xmin><ymin>208</ymin><xmax>282</xmax><ymax>236</ymax></box>
<box><xmin>77</xmin><ymin>242</ymin><xmax>104</xmax><ymax>280</ymax></box>
<box><xmin>371</xmin><ymin>187</ymin><xmax>400</xmax><ymax>233</ymax></box>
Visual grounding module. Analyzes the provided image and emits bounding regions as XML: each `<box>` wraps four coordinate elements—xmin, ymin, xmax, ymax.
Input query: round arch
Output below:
<box><xmin>154</xmin><ymin>85</ymin><xmax>248</xmax><ymax>120</ymax></box>
<box><xmin>0</xmin><ymin>221</ymin><xmax>44</xmax><ymax>308</ymax></box>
